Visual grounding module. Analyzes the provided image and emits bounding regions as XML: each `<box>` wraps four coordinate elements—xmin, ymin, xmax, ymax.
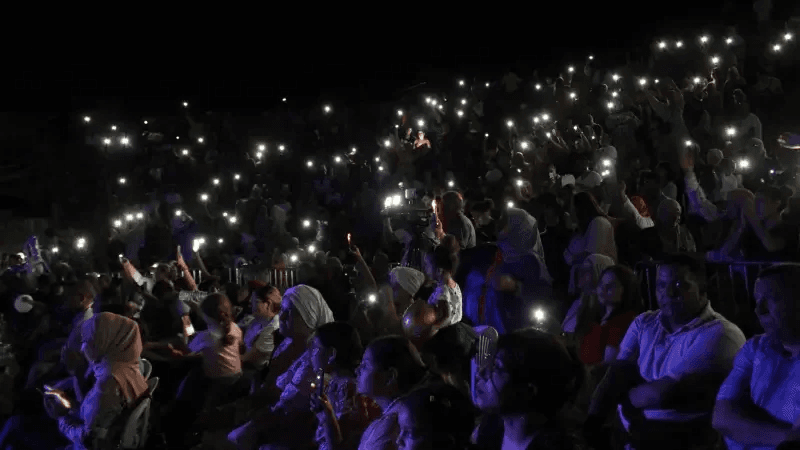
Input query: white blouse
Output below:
<box><xmin>427</xmin><ymin>283</ymin><xmax>463</xmax><ymax>327</ymax></box>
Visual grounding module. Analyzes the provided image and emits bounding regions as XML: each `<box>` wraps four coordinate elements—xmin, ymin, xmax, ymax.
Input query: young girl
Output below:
<box><xmin>188</xmin><ymin>293</ymin><xmax>244</xmax><ymax>410</ymax></box>
<box><xmin>424</xmin><ymin>239</ymin><xmax>463</xmax><ymax>330</ymax></box>
<box><xmin>310</xmin><ymin>322</ymin><xmax>382</xmax><ymax>450</ymax></box>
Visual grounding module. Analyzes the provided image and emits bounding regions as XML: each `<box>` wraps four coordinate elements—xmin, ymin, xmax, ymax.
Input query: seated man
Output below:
<box><xmin>587</xmin><ymin>254</ymin><xmax>746</xmax><ymax>450</ymax></box>
<box><xmin>713</xmin><ymin>263</ymin><xmax>800</xmax><ymax>449</ymax></box>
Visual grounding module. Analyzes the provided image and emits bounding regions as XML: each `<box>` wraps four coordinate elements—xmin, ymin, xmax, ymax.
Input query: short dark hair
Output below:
<box><xmin>496</xmin><ymin>329</ymin><xmax>586</xmax><ymax>415</ymax></box>
<box><xmin>367</xmin><ymin>335</ymin><xmax>428</xmax><ymax>393</ymax></box>
<box><xmin>311</xmin><ymin>322</ymin><xmax>363</xmax><ymax>372</ymax></box>
<box><xmin>659</xmin><ymin>254</ymin><xmax>707</xmax><ymax>295</ymax></box>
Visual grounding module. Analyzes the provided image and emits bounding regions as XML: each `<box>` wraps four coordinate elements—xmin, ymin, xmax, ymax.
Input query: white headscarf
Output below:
<box><xmin>283</xmin><ymin>285</ymin><xmax>334</xmax><ymax>330</ymax></box>
<box><xmin>390</xmin><ymin>267</ymin><xmax>425</xmax><ymax>296</ymax></box>
<box><xmin>568</xmin><ymin>254</ymin><xmax>616</xmax><ymax>296</ymax></box>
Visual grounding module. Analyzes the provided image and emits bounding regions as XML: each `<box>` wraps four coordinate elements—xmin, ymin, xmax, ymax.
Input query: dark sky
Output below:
<box><xmin>4</xmin><ymin>0</ymin><xmax>782</xmax><ymax>115</ymax></box>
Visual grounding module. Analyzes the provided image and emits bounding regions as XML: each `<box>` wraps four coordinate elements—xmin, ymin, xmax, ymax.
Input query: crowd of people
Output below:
<box><xmin>0</xmin><ymin>10</ymin><xmax>798</xmax><ymax>450</ymax></box>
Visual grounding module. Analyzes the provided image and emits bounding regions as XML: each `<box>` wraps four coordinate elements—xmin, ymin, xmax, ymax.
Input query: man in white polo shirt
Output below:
<box><xmin>713</xmin><ymin>264</ymin><xmax>800</xmax><ymax>449</ymax></box>
<box><xmin>587</xmin><ymin>254</ymin><xmax>746</xmax><ymax>449</ymax></box>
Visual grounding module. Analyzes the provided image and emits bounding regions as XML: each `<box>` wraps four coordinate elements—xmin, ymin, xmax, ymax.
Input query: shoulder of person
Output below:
<box><xmin>633</xmin><ymin>310</ymin><xmax>660</xmax><ymax>327</ymax></box>
<box><xmin>705</xmin><ymin>312</ymin><xmax>746</xmax><ymax>342</ymax></box>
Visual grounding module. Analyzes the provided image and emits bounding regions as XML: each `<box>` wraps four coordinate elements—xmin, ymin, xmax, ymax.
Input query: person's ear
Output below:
<box><xmin>327</xmin><ymin>348</ymin><xmax>337</xmax><ymax>366</ymax></box>
<box><xmin>386</xmin><ymin>367</ymin><xmax>399</xmax><ymax>387</ymax></box>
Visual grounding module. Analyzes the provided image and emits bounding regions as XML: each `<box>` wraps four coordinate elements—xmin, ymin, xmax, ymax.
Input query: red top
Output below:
<box><xmin>580</xmin><ymin>310</ymin><xmax>638</xmax><ymax>366</ymax></box>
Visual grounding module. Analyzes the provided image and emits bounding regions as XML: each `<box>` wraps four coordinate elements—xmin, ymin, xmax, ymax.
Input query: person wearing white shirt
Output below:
<box><xmin>240</xmin><ymin>285</ymin><xmax>281</xmax><ymax>371</ymax></box>
<box><xmin>587</xmin><ymin>255</ymin><xmax>745</xmax><ymax>449</ymax></box>
<box><xmin>714</xmin><ymin>264</ymin><xmax>800</xmax><ymax>449</ymax></box>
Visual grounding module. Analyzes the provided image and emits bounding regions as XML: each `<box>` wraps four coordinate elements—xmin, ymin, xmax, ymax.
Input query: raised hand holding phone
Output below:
<box><xmin>41</xmin><ymin>385</ymin><xmax>72</xmax><ymax>418</ymax></box>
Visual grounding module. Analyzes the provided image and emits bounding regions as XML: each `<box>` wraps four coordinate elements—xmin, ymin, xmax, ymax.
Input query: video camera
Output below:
<box><xmin>380</xmin><ymin>188</ymin><xmax>432</xmax><ymax>229</ymax></box>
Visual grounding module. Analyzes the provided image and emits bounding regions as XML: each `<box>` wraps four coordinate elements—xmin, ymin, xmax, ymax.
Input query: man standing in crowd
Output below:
<box><xmin>435</xmin><ymin>191</ymin><xmax>476</xmax><ymax>250</ymax></box>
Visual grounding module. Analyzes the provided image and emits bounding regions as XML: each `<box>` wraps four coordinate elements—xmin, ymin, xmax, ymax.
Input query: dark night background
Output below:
<box><xmin>0</xmin><ymin>0</ymin><xmax>796</xmax><ymax>221</ymax></box>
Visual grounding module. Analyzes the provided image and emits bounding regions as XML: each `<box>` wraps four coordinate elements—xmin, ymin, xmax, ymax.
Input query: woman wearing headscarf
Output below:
<box><xmin>0</xmin><ymin>312</ymin><xmax>149</xmax><ymax>449</ymax></box>
<box><xmin>223</xmin><ymin>285</ymin><xmax>335</xmax><ymax>450</ymax></box>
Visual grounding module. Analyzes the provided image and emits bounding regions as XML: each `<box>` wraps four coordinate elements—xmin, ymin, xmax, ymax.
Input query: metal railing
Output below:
<box><xmin>189</xmin><ymin>266</ymin><xmax>299</xmax><ymax>291</ymax></box>
<box><xmin>634</xmin><ymin>260</ymin><xmax>775</xmax><ymax>335</ymax></box>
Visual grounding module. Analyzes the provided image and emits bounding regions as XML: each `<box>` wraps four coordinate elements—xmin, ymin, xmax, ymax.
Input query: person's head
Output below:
<box><xmin>420</xmin><ymin>323</ymin><xmax>476</xmax><ymax>389</ymax></box>
<box><xmin>425</xmin><ymin>242</ymin><xmax>459</xmax><ymax>279</ymax></box>
<box><xmin>755</xmin><ymin>264</ymin><xmax>800</xmax><ymax>345</ymax></box>
<box><xmin>395</xmin><ymin>384</ymin><xmax>476</xmax><ymax>450</ymax></box>
<box><xmin>719</xmin><ymin>158</ymin><xmax>735</xmax><ymax>176</ymax></box>
<box><xmin>474</xmin><ymin>329</ymin><xmax>585</xmax><ymax>418</ymax></box>
<box><xmin>655</xmin><ymin>255</ymin><xmax>708</xmax><ymax>325</ymax></box>
<box><xmin>309</xmin><ymin>321</ymin><xmax>363</xmax><ymax>374</ymax></box>
<box><xmin>639</xmin><ymin>170</ymin><xmax>659</xmax><ymax>189</ymax></box>
<box><xmin>200</xmin><ymin>293</ymin><xmax>236</xmax><ymax>346</ymax></box>
<box><xmin>755</xmin><ymin>186</ymin><xmax>787</xmax><ymax>219</ymax></box>
<box><xmin>153</xmin><ymin>263</ymin><xmax>172</xmax><ymax>283</ymax></box>
<box><xmin>80</xmin><ymin>312</ymin><xmax>142</xmax><ymax>366</ymax></box>
<box><xmin>279</xmin><ymin>284</ymin><xmax>334</xmax><ymax>341</ymax></box>
<box><xmin>655</xmin><ymin>162</ymin><xmax>674</xmax><ymax>184</ymax></box>
<box><xmin>356</xmin><ymin>335</ymin><xmax>427</xmax><ymax>399</ymax></box>
<box><xmin>596</xmin><ymin>265</ymin><xmax>641</xmax><ymax>313</ymax></box>
<box><xmin>470</xmin><ymin>199</ymin><xmax>495</xmax><ymax>226</ymax></box>
<box><xmin>251</xmin><ymin>284</ymin><xmax>281</xmax><ymax>320</ymax></box>
<box><xmin>572</xmin><ymin>191</ymin><xmax>606</xmax><ymax>234</ymax></box>
<box><xmin>656</xmin><ymin>199</ymin><xmax>682</xmax><ymax>228</ymax></box>
<box><xmin>575</xmin><ymin>254</ymin><xmax>615</xmax><ymax>295</ymax></box>
<box><xmin>707</xmin><ymin>148</ymin><xmax>724</xmax><ymax>166</ymax></box>
<box><xmin>390</xmin><ymin>267</ymin><xmax>426</xmax><ymax>310</ymax></box>
<box><xmin>326</xmin><ymin>256</ymin><xmax>343</xmax><ymax>278</ymax></box>
<box><xmin>62</xmin><ymin>277</ymin><xmax>96</xmax><ymax>313</ymax></box>
<box><xmin>198</xmin><ymin>278</ymin><xmax>221</xmax><ymax>294</ymax></box>
<box><xmin>441</xmin><ymin>191</ymin><xmax>463</xmax><ymax>218</ymax></box>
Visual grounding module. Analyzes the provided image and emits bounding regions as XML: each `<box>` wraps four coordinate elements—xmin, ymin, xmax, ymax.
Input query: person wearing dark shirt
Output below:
<box><xmin>741</xmin><ymin>186</ymin><xmax>798</xmax><ymax>261</ymax></box>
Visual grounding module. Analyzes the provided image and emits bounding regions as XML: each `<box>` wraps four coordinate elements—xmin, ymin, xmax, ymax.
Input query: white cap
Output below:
<box><xmin>14</xmin><ymin>295</ymin><xmax>34</xmax><ymax>314</ymax></box>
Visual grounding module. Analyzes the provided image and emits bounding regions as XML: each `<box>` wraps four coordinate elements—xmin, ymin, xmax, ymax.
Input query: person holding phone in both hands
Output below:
<box><xmin>309</xmin><ymin>322</ymin><xmax>381</xmax><ymax>450</ymax></box>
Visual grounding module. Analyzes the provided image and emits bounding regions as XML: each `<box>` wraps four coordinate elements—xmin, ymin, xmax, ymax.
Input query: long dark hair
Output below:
<box><xmin>599</xmin><ymin>265</ymin><xmax>643</xmax><ymax>318</ymax></box>
<box><xmin>310</xmin><ymin>322</ymin><xmax>363</xmax><ymax>373</ymax></box>
<box><xmin>494</xmin><ymin>329</ymin><xmax>586</xmax><ymax>417</ymax></box>
<box><xmin>366</xmin><ymin>336</ymin><xmax>428</xmax><ymax>394</ymax></box>
<box><xmin>398</xmin><ymin>383</ymin><xmax>476</xmax><ymax>450</ymax></box>
<box><xmin>573</xmin><ymin>191</ymin><xmax>608</xmax><ymax>234</ymax></box>
<box><xmin>200</xmin><ymin>293</ymin><xmax>235</xmax><ymax>346</ymax></box>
